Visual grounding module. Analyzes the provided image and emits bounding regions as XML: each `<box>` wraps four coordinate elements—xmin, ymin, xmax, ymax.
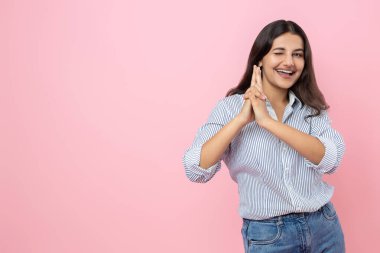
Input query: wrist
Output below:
<box><xmin>258</xmin><ymin>116</ymin><xmax>275</xmax><ymax>129</ymax></box>
<box><xmin>234</xmin><ymin>114</ymin><xmax>251</xmax><ymax>127</ymax></box>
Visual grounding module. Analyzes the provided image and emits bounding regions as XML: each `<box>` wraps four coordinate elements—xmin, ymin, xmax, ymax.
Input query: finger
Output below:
<box><xmin>246</xmin><ymin>87</ymin><xmax>265</xmax><ymax>102</ymax></box>
<box><xmin>246</xmin><ymin>88</ymin><xmax>259</xmax><ymax>100</ymax></box>
<box><xmin>254</xmin><ymin>85</ymin><xmax>267</xmax><ymax>100</ymax></box>
<box><xmin>246</xmin><ymin>90</ymin><xmax>258</xmax><ymax>102</ymax></box>
<box><xmin>249</xmin><ymin>95</ymin><xmax>258</xmax><ymax>108</ymax></box>
<box><xmin>254</xmin><ymin>83</ymin><xmax>263</xmax><ymax>93</ymax></box>
<box><xmin>243</xmin><ymin>98</ymin><xmax>251</xmax><ymax>106</ymax></box>
<box><xmin>254</xmin><ymin>67</ymin><xmax>266</xmax><ymax>100</ymax></box>
<box><xmin>256</xmin><ymin>67</ymin><xmax>263</xmax><ymax>89</ymax></box>
<box><xmin>246</xmin><ymin>87</ymin><xmax>262</xmax><ymax>100</ymax></box>
<box><xmin>250</xmin><ymin>65</ymin><xmax>257</xmax><ymax>87</ymax></box>
<box><xmin>243</xmin><ymin>88</ymin><xmax>251</xmax><ymax>99</ymax></box>
<box><xmin>253</xmin><ymin>90</ymin><xmax>263</xmax><ymax>100</ymax></box>
<box><xmin>250</xmin><ymin>85</ymin><xmax>266</xmax><ymax>100</ymax></box>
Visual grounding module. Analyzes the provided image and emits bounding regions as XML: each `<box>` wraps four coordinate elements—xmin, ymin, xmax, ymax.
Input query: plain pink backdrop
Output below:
<box><xmin>1</xmin><ymin>0</ymin><xmax>379</xmax><ymax>252</ymax></box>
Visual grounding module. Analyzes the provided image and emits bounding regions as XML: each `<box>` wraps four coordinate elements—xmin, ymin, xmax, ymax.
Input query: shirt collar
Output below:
<box><xmin>262</xmin><ymin>90</ymin><xmax>302</xmax><ymax>121</ymax></box>
<box><xmin>263</xmin><ymin>90</ymin><xmax>302</xmax><ymax>110</ymax></box>
<box><xmin>288</xmin><ymin>90</ymin><xmax>302</xmax><ymax>111</ymax></box>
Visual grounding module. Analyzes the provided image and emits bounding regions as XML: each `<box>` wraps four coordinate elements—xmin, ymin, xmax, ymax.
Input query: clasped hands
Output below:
<box><xmin>239</xmin><ymin>65</ymin><xmax>271</xmax><ymax>126</ymax></box>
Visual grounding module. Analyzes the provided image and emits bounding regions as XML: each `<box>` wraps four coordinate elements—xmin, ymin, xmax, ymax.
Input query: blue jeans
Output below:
<box><xmin>241</xmin><ymin>202</ymin><xmax>345</xmax><ymax>253</ymax></box>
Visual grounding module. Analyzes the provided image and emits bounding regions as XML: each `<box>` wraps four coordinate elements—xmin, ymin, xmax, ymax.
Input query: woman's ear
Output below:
<box><xmin>258</xmin><ymin>62</ymin><xmax>263</xmax><ymax>67</ymax></box>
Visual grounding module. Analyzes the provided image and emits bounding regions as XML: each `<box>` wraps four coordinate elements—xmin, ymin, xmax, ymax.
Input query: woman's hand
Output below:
<box><xmin>237</xmin><ymin>99</ymin><xmax>254</xmax><ymax>125</ymax></box>
<box><xmin>243</xmin><ymin>65</ymin><xmax>271</xmax><ymax>126</ymax></box>
<box><xmin>237</xmin><ymin>65</ymin><xmax>259</xmax><ymax>125</ymax></box>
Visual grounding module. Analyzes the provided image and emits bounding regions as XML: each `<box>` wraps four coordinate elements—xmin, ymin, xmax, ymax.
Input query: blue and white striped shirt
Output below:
<box><xmin>183</xmin><ymin>91</ymin><xmax>345</xmax><ymax>220</ymax></box>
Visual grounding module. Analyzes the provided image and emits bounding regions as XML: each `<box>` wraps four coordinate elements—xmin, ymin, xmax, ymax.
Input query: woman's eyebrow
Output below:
<box><xmin>272</xmin><ymin>47</ymin><xmax>304</xmax><ymax>52</ymax></box>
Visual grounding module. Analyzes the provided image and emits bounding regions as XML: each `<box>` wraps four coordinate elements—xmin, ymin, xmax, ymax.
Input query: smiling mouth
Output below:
<box><xmin>276</xmin><ymin>69</ymin><xmax>295</xmax><ymax>76</ymax></box>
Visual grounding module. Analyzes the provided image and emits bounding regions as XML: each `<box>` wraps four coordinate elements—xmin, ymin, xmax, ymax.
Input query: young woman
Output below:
<box><xmin>183</xmin><ymin>20</ymin><xmax>345</xmax><ymax>253</ymax></box>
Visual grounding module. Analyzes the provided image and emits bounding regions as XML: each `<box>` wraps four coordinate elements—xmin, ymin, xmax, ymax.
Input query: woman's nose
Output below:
<box><xmin>284</xmin><ymin>54</ymin><xmax>294</xmax><ymax>66</ymax></box>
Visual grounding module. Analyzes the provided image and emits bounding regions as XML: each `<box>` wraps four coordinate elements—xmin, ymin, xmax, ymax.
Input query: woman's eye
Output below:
<box><xmin>274</xmin><ymin>52</ymin><xmax>283</xmax><ymax>55</ymax></box>
<box><xmin>293</xmin><ymin>53</ymin><xmax>303</xmax><ymax>58</ymax></box>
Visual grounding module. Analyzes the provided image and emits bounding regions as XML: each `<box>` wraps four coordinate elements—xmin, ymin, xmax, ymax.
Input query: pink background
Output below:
<box><xmin>1</xmin><ymin>0</ymin><xmax>379</xmax><ymax>252</ymax></box>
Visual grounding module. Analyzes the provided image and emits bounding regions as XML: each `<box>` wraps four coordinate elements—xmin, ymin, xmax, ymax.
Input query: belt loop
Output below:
<box><xmin>277</xmin><ymin>216</ymin><xmax>283</xmax><ymax>225</ymax></box>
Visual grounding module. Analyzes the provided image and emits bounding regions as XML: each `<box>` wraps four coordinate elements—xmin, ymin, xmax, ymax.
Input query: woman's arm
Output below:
<box><xmin>260</xmin><ymin>118</ymin><xmax>325</xmax><ymax>164</ymax></box>
<box><xmin>199</xmin><ymin>108</ymin><xmax>248</xmax><ymax>169</ymax></box>
<box><xmin>183</xmin><ymin>97</ymin><xmax>253</xmax><ymax>182</ymax></box>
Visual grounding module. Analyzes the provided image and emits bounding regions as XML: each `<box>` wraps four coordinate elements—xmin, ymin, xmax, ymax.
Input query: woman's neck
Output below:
<box><xmin>262</xmin><ymin>84</ymin><xmax>289</xmax><ymax>108</ymax></box>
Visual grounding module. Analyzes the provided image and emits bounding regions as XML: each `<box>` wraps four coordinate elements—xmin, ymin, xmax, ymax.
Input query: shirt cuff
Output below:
<box><xmin>184</xmin><ymin>146</ymin><xmax>221</xmax><ymax>183</ymax></box>
<box><xmin>304</xmin><ymin>136</ymin><xmax>338</xmax><ymax>174</ymax></box>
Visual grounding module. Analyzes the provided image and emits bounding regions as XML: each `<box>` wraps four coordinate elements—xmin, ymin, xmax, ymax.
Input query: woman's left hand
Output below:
<box><xmin>243</xmin><ymin>65</ymin><xmax>271</xmax><ymax>126</ymax></box>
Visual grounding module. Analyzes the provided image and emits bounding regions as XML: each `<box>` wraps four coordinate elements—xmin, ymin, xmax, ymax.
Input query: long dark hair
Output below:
<box><xmin>226</xmin><ymin>20</ymin><xmax>328</xmax><ymax>117</ymax></box>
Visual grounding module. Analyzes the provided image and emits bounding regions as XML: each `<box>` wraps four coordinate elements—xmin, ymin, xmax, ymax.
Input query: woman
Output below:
<box><xmin>183</xmin><ymin>20</ymin><xmax>345</xmax><ymax>252</ymax></box>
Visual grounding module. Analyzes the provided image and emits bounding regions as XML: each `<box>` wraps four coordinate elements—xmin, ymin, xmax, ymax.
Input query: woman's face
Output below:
<box><xmin>259</xmin><ymin>32</ymin><xmax>305</xmax><ymax>91</ymax></box>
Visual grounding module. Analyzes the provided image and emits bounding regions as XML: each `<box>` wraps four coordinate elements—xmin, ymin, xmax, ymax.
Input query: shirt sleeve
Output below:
<box><xmin>183</xmin><ymin>98</ymin><xmax>233</xmax><ymax>183</ymax></box>
<box><xmin>304</xmin><ymin>110</ymin><xmax>345</xmax><ymax>174</ymax></box>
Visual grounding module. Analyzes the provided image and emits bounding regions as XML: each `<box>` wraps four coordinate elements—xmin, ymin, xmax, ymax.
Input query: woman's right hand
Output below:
<box><xmin>237</xmin><ymin>99</ymin><xmax>254</xmax><ymax>125</ymax></box>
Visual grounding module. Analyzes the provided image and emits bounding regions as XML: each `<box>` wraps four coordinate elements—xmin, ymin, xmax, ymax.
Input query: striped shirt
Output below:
<box><xmin>183</xmin><ymin>91</ymin><xmax>345</xmax><ymax>220</ymax></box>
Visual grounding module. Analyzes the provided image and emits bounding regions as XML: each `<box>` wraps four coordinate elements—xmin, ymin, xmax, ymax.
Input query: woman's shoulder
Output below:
<box><xmin>299</xmin><ymin>104</ymin><xmax>331</xmax><ymax>125</ymax></box>
<box><xmin>218</xmin><ymin>94</ymin><xmax>244</xmax><ymax>107</ymax></box>
<box><xmin>216</xmin><ymin>94</ymin><xmax>244</xmax><ymax>115</ymax></box>
<box><xmin>207</xmin><ymin>94</ymin><xmax>243</xmax><ymax>119</ymax></box>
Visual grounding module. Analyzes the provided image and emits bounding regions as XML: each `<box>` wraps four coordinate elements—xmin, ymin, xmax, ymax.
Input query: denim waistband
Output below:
<box><xmin>243</xmin><ymin>202</ymin><xmax>329</xmax><ymax>223</ymax></box>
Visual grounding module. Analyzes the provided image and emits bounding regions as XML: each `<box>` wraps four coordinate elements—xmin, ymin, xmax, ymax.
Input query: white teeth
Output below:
<box><xmin>277</xmin><ymin>69</ymin><xmax>293</xmax><ymax>74</ymax></box>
